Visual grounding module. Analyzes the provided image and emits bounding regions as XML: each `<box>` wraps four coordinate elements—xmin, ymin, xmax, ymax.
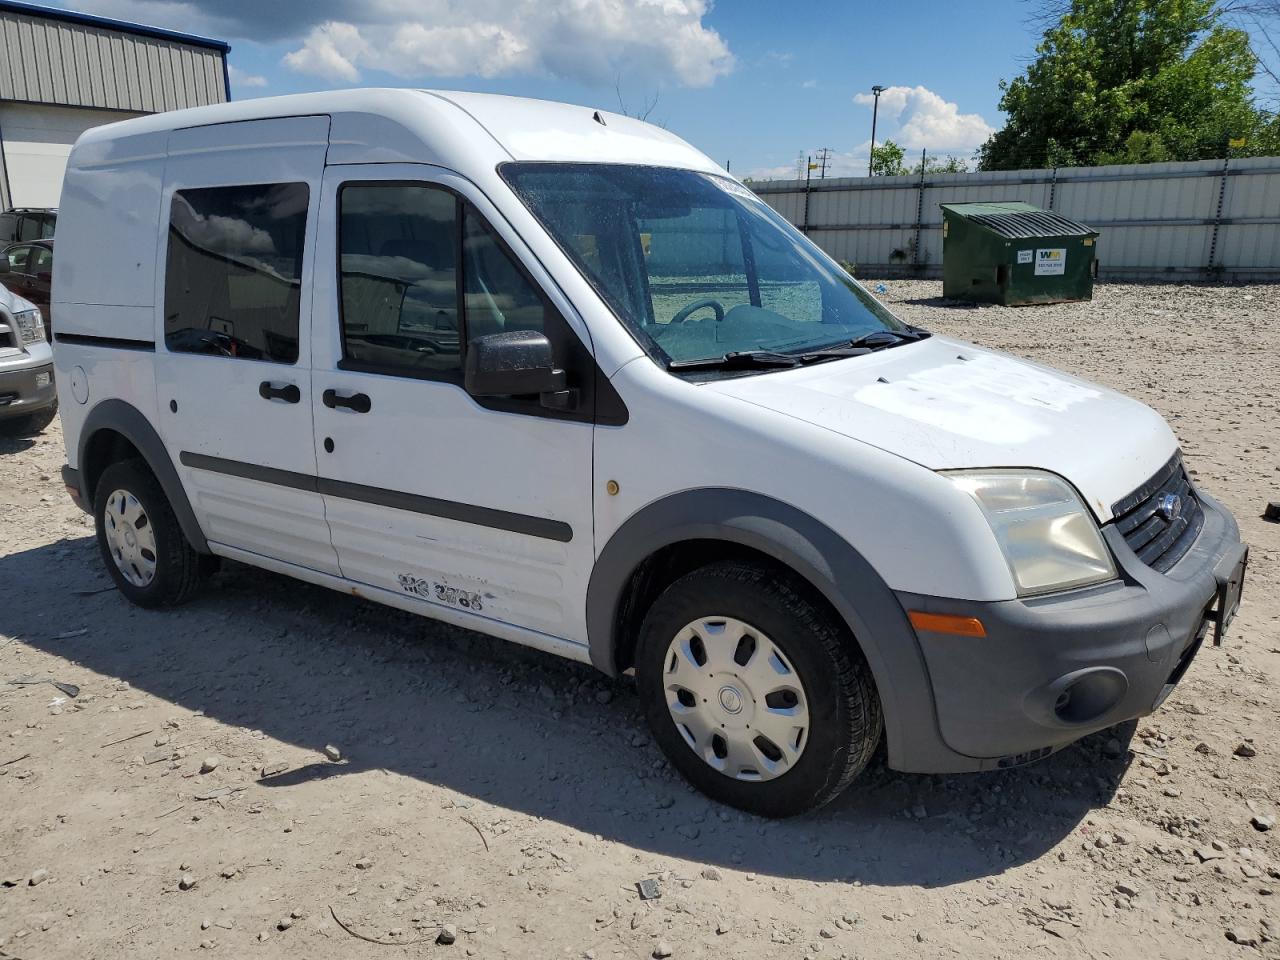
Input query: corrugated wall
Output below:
<box><xmin>0</xmin><ymin>7</ymin><xmax>227</xmax><ymax>113</ymax></box>
<box><xmin>750</xmin><ymin>157</ymin><xmax>1280</xmax><ymax>280</ymax></box>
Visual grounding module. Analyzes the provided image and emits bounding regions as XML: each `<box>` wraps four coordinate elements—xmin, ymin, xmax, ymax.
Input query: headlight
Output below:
<box><xmin>14</xmin><ymin>309</ymin><xmax>45</xmax><ymax>345</ymax></box>
<box><xmin>948</xmin><ymin>470</ymin><xmax>1117</xmax><ymax>596</ymax></box>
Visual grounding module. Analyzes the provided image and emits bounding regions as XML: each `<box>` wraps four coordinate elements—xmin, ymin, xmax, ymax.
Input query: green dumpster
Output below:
<box><xmin>941</xmin><ymin>201</ymin><xmax>1099</xmax><ymax>305</ymax></box>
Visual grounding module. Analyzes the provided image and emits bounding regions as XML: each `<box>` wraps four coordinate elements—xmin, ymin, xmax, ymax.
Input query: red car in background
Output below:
<box><xmin>2</xmin><ymin>239</ymin><xmax>53</xmax><ymax>338</ymax></box>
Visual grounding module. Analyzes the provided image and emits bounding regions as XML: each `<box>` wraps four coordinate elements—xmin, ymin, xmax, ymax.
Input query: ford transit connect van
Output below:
<box><xmin>52</xmin><ymin>90</ymin><xmax>1248</xmax><ymax>816</ymax></box>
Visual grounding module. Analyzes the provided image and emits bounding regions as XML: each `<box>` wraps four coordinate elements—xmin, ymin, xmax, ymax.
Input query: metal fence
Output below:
<box><xmin>748</xmin><ymin>156</ymin><xmax>1280</xmax><ymax>280</ymax></box>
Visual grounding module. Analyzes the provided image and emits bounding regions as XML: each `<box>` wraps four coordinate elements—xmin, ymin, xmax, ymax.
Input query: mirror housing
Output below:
<box><xmin>465</xmin><ymin>330</ymin><xmax>566</xmax><ymax>398</ymax></box>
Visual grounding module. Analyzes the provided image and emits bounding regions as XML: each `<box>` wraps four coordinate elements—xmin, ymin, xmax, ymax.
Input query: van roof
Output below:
<box><xmin>71</xmin><ymin>88</ymin><xmax>722</xmax><ymax>175</ymax></box>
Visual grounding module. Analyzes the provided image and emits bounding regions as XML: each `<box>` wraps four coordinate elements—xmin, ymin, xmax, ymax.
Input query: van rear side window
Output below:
<box><xmin>164</xmin><ymin>182</ymin><xmax>309</xmax><ymax>364</ymax></box>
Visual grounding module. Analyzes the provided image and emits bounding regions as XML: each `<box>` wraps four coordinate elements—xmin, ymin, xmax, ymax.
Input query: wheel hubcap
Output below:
<box><xmin>103</xmin><ymin>488</ymin><xmax>157</xmax><ymax>588</ymax></box>
<box><xmin>662</xmin><ymin>617</ymin><xmax>810</xmax><ymax>782</ymax></box>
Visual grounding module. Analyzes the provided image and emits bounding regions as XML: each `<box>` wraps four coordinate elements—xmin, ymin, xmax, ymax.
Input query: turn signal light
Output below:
<box><xmin>907</xmin><ymin>611</ymin><xmax>987</xmax><ymax>638</ymax></box>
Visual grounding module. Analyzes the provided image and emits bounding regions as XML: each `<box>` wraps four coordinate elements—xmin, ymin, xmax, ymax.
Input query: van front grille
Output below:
<box><xmin>1111</xmin><ymin>453</ymin><xmax>1204</xmax><ymax>573</ymax></box>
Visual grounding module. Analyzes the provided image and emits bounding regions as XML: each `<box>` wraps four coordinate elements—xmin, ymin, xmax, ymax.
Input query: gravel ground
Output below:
<box><xmin>1</xmin><ymin>280</ymin><xmax>1278</xmax><ymax>960</ymax></box>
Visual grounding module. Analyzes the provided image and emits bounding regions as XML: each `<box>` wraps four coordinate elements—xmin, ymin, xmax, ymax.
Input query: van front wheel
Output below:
<box><xmin>636</xmin><ymin>561</ymin><xmax>882</xmax><ymax>817</ymax></box>
<box><xmin>94</xmin><ymin>459</ymin><xmax>202</xmax><ymax>608</ymax></box>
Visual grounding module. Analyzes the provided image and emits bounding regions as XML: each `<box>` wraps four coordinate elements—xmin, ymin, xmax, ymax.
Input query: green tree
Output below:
<box><xmin>980</xmin><ymin>0</ymin><xmax>1269</xmax><ymax>169</ymax></box>
<box><xmin>914</xmin><ymin>153</ymin><xmax>970</xmax><ymax>174</ymax></box>
<box><xmin>869</xmin><ymin>139</ymin><xmax>907</xmax><ymax>176</ymax></box>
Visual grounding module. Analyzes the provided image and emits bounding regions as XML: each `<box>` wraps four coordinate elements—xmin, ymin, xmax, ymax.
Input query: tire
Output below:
<box><xmin>0</xmin><ymin>401</ymin><xmax>57</xmax><ymax>437</ymax></box>
<box><xmin>94</xmin><ymin>458</ymin><xmax>203</xmax><ymax>608</ymax></box>
<box><xmin>636</xmin><ymin>561</ymin><xmax>882</xmax><ymax>818</ymax></box>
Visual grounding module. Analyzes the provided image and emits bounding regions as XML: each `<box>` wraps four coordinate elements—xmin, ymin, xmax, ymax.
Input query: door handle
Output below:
<box><xmin>322</xmin><ymin>388</ymin><xmax>372</xmax><ymax>413</ymax></box>
<box><xmin>259</xmin><ymin>381</ymin><xmax>300</xmax><ymax>404</ymax></box>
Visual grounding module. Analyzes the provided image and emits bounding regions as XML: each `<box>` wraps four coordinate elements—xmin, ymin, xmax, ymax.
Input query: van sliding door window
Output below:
<box><xmin>164</xmin><ymin>182</ymin><xmax>309</xmax><ymax>364</ymax></box>
<box><xmin>338</xmin><ymin>184</ymin><xmax>461</xmax><ymax>378</ymax></box>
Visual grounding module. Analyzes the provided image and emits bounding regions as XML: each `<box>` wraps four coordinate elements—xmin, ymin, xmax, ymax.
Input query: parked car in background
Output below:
<box><xmin>3</xmin><ymin>239</ymin><xmax>53</xmax><ymax>337</ymax></box>
<box><xmin>0</xmin><ymin>259</ymin><xmax>56</xmax><ymax>436</ymax></box>
<box><xmin>0</xmin><ymin>207</ymin><xmax>57</xmax><ymax>244</ymax></box>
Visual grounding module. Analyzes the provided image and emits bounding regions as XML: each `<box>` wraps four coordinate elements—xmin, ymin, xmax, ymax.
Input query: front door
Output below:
<box><xmin>154</xmin><ymin>117</ymin><xmax>340</xmax><ymax>575</ymax></box>
<box><xmin>310</xmin><ymin>164</ymin><xmax>597</xmax><ymax>644</ymax></box>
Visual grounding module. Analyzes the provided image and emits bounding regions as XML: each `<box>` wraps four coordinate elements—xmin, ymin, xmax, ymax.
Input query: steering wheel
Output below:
<box><xmin>669</xmin><ymin>298</ymin><xmax>725</xmax><ymax>324</ymax></box>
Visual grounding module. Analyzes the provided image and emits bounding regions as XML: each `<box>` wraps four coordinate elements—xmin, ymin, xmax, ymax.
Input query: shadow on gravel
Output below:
<box><xmin>0</xmin><ymin>434</ymin><xmax>36</xmax><ymax>456</ymax></box>
<box><xmin>2</xmin><ymin>537</ymin><xmax>1134</xmax><ymax>888</ymax></box>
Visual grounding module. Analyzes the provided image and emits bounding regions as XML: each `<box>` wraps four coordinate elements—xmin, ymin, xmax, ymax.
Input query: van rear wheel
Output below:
<box><xmin>94</xmin><ymin>459</ymin><xmax>202</xmax><ymax>608</ymax></box>
<box><xmin>636</xmin><ymin>561</ymin><xmax>882</xmax><ymax>818</ymax></box>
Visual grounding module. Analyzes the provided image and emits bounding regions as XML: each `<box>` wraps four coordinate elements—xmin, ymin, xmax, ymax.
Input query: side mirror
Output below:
<box><xmin>465</xmin><ymin>330</ymin><xmax>567</xmax><ymax>398</ymax></box>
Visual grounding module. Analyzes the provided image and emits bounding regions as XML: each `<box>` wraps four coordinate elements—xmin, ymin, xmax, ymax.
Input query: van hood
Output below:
<box><xmin>706</xmin><ymin>335</ymin><xmax>1176</xmax><ymax>522</ymax></box>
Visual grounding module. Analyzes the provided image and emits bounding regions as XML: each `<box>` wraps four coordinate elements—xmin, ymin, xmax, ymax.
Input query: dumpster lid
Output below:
<box><xmin>940</xmin><ymin>201</ymin><xmax>1097</xmax><ymax>239</ymax></box>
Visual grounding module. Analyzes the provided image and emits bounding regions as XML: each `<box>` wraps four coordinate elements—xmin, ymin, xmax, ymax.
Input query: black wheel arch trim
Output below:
<box><xmin>76</xmin><ymin>399</ymin><xmax>211</xmax><ymax>554</ymax></box>
<box><xmin>585</xmin><ymin>487</ymin><xmax>954</xmax><ymax>772</ymax></box>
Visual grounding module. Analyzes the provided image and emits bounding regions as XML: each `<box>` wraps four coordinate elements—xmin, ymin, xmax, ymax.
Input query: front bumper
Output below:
<box><xmin>0</xmin><ymin>362</ymin><xmax>56</xmax><ymax>420</ymax></box>
<box><xmin>898</xmin><ymin>490</ymin><xmax>1244</xmax><ymax>769</ymax></box>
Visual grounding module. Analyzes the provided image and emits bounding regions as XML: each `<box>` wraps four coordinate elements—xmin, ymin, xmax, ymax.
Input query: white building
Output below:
<box><xmin>0</xmin><ymin>0</ymin><xmax>229</xmax><ymax>210</ymax></box>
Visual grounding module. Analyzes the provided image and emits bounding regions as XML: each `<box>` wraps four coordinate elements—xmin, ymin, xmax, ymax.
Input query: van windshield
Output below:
<box><xmin>501</xmin><ymin>163</ymin><xmax>908</xmax><ymax>368</ymax></box>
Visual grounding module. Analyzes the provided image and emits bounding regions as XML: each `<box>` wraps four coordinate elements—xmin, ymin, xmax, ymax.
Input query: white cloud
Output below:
<box><xmin>283</xmin><ymin>22</ymin><xmax>366</xmax><ymax>83</ymax></box>
<box><xmin>852</xmin><ymin>85</ymin><xmax>993</xmax><ymax>152</ymax></box>
<box><xmin>280</xmin><ymin>1</ymin><xmax>733</xmax><ymax>88</ymax></box>
<box><xmin>227</xmin><ymin>64</ymin><xmax>267</xmax><ymax>89</ymax></box>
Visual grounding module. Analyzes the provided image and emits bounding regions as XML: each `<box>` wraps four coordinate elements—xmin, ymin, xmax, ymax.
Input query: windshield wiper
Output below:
<box><xmin>668</xmin><ymin>327</ymin><xmax>931</xmax><ymax>372</ymax></box>
<box><xmin>668</xmin><ymin>349</ymin><xmax>801</xmax><ymax>371</ymax></box>
<box><xmin>797</xmin><ymin>325</ymin><xmax>931</xmax><ymax>362</ymax></box>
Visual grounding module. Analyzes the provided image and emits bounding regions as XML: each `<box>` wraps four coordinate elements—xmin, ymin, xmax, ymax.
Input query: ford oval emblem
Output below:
<box><xmin>1158</xmin><ymin>493</ymin><xmax>1183</xmax><ymax>522</ymax></box>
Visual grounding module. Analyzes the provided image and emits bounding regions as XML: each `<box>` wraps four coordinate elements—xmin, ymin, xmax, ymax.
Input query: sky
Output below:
<box><xmin>44</xmin><ymin>0</ymin><xmax>1044</xmax><ymax>180</ymax></box>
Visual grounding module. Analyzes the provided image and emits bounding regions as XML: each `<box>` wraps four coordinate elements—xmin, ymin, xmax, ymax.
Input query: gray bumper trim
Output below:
<box><xmin>0</xmin><ymin>362</ymin><xmax>55</xmax><ymax>419</ymax></box>
<box><xmin>900</xmin><ymin>491</ymin><xmax>1243</xmax><ymax>767</ymax></box>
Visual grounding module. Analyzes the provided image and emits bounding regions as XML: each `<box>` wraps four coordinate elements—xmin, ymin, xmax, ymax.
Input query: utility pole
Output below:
<box><xmin>816</xmin><ymin>147</ymin><xmax>831</xmax><ymax>179</ymax></box>
<box><xmin>868</xmin><ymin>84</ymin><xmax>886</xmax><ymax>177</ymax></box>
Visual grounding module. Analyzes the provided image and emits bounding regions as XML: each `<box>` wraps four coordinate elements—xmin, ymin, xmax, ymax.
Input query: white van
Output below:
<box><xmin>53</xmin><ymin>90</ymin><xmax>1247</xmax><ymax>816</ymax></box>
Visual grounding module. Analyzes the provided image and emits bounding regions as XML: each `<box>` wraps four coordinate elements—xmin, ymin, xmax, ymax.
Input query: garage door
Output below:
<box><xmin>0</xmin><ymin>102</ymin><xmax>143</xmax><ymax>208</ymax></box>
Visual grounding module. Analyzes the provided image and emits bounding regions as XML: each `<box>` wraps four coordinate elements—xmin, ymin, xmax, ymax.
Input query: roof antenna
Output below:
<box><xmin>592</xmin><ymin>110</ymin><xmax>607</xmax><ymax>126</ymax></box>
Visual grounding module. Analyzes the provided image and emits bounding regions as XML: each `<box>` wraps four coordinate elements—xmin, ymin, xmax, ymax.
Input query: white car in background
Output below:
<box><xmin>0</xmin><ymin>259</ymin><xmax>56</xmax><ymax>436</ymax></box>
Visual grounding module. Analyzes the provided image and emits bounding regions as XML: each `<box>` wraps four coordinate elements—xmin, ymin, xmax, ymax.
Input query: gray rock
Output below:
<box><xmin>437</xmin><ymin>923</ymin><xmax>458</xmax><ymax>945</ymax></box>
<box><xmin>1115</xmin><ymin>882</ymin><xmax>1140</xmax><ymax>897</ymax></box>
<box><xmin>29</xmin><ymin>868</ymin><xmax>49</xmax><ymax>886</ymax></box>
<box><xmin>595</xmin><ymin>689</ymin><xmax>613</xmax><ymax>705</ymax></box>
<box><xmin>277</xmin><ymin>917</ymin><xmax>293</xmax><ymax>931</ymax></box>
<box><xmin>1102</xmin><ymin>738</ymin><xmax>1124</xmax><ymax>758</ymax></box>
<box><xmin>1044</xmin><ymin>920</ymin><xmax>1077</xmax><ymax>940</ymax></box>
<box><xmin>700</xmin><ymin>866</ymin><xmax>721</xmax><ymax>881</ymax></box>
<box><xmin>179</xmin><ymin>873</ymin><xmax>196</xmax><ymax>891</ymax></box>
<box><xmin>653</xmin><ymin>941</ymin><xmax>673</xmax><ymax>958</ymax></box>
<box><xmin>199</xmin><ymin>756</ymin><xmax>219</xmax><ymax>774</ymax></box>
<box><xmin>1234</xmin><ymin>742</ymin><xmax>1258</xmax><ymax>758</ymax></box>
<box><xmin>354</xmin><ymin>857</ymin><xmax>373</xmax><ymax>870</ymax></box>
<box><xmin>1251</xmin><ymin>814</ymin><xmax>1274</xmax><ymax>832</ymax></box>
<box><xmin>819</xmin><ymin>925</ymin><xmax>837</xmax><ymax>939</ymax></box>
<box><xmin>716</xmin><ymin>921</ymin><xmax>731</xmax><ymax>935</ymax></box>
<box><xmin>324</xmin><ymin>744</ymin><xmax>342</xmax><ymax>762</ymax></box>
<box><xmin>1226</xmin><ymin>927</ymin><xmax>1259</xmax><ymax>947</ymax></box>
